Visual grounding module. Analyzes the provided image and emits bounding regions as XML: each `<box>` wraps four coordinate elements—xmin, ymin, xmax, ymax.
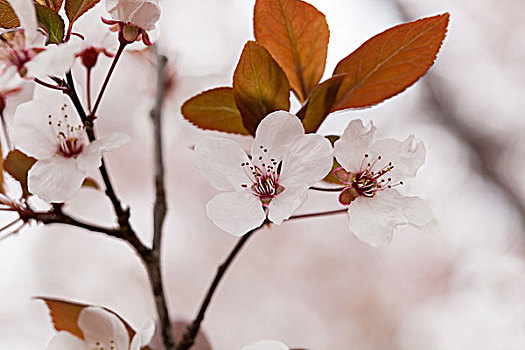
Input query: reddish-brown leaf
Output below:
<box><xmin>254</xmin><ymin>0</ymin><xmax>329</xmax><ymax>103</ymax></box>
<box><xmin>181</xmin><ymin>87</ymin><xmax>250</xmax><ymax>135</ymax></box>
<box><xmin>38</xmin><ymin>297</ymin><xmax>152</xmax><ymax>349</ymax></box>
<box><xmin>65</xmin><ymin>0</ymin><xmax>100</xmax><ymax>25</ymax></box>
<box><xmin>332</xmin><ymin>13</ymin><xmax>449</xmax><ymax>111</ymax></box>
<box><xmin>233</xmin><ymin>40</ymin><xmax>290</xmax><ymax>135</ymax></box>
<box><xmin>3</xmin><ymin>150</ymin><xmax>36</xmax><ymax>197</ymax></box>
<box><xmin>35</xmin><ymin>0</ymin><xmax>64</xmax><ymax>12</ymax></box>
<box><xmin>0</xmin><ymin>0</ymin><xmax>20</xmax><ymax>28</ymax></box>
<box><xmin>296</xmin><ymin>74</ymin><xmax>345</xmax><ymax>132</ymax></box>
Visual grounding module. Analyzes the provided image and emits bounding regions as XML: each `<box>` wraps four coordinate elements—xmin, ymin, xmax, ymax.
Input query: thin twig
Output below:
<box><xmin>90</xmin><ymin>43</ymin><xmax>127</xmax><ymax>118</ymax></box>
<box><xmin>310</xmin><ymin>186</ymin><xmax>346</xmax><ymax>192</ymax></box>
<box><xmin>288</xmin><ymin>209</ymin><xmax>348</xmax><ymax>221</ymax></box>
<box><xmin>176</xmin><ymin>227</ymin><xmax>262</xmax><ymax>350</ymax></box>
<box><xmin>147</xmin><ymin>46</ymin><xmax>175</xmax><ymax>350</ymax></box>
<box><xmin>34</xmin><ymin>78</ymin><xmax>68</xmax><ymax>91</ymax></box>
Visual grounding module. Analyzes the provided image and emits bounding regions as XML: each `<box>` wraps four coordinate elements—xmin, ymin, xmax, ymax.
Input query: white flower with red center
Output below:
<box><xmin>45</xmin><ymin>306</ymin><xmax>155</xmax><ymax>350</ymax></box>
<box><xmin>10</xmin><ymin>87</ymin><xmax>130</xmax><ymax>203</ymax></box>
<box><xmin>103</xmin><ymin>0</ymin><xmax>161</xmax><ymax>45</ymax></box>
<box><xmin>1</xmin><ymin>0</ymin><xmax>80</xmax><ymax>80</ymax></box>
<box><xmin>333</xmin><ymin>119</ymin><xmax>434</xmax><ymax>247</ymax></box>
<box><xmin>195</xmin><ymin>111</ymin><xmax>333</xmax><ymax>236</ymax></box>
<box><xmin>242</xmin><ymin>340</ymin><xmax>289</xmax><ymax>350</ymax></box>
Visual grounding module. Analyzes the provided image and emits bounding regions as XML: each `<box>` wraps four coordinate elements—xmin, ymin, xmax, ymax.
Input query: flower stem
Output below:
<box><xmin>86</xmin><ymin>68</ymin><xmax>92</xmax><ymax>114</ymax></box>
<box><xmin>310</xmin><ymin>186</ymin><xmax>346</xmax><ymax>192</ymax></box>
<box><xmin>90</xmin><ymin>42</ymin><xmax>127</xmax><ymax>118</ymax></box>
<box><xmin>176</xmin><ymin>226</ymin><xmax>262</xmax><ymax>350</ymax></box>
<box><xmin>289</xmin><ymin>209</ymin><xmax>348</xmax><ymax>221</ymax></box>
<box><xmin>34</xmin><ymin>78</ymin><xmax>68</xmax><ymax>91</ymax></box>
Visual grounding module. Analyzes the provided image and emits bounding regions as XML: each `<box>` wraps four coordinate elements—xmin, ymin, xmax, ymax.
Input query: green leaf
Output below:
<box><xmin>0</xmin><ymin>0</ymin><xmax>20</xmax><ymax>28</ymax></box>
<box><xmin>65</xmin><ymin>0</ymin><xmax>100</xmax><ymax>26</ymax></box>
<box><xmin>233</xmin><ymin>41</ymin><xmax>290</xmax><ymax>135</ymax></box>
<box><xmin>296</xmin><ymin>74</ymin><xmax>345</xmax><ymax>133</ymax></box>
<box><xmin>35</xmin><ymin>4</ymin><xmax>65</xmax><ymax>44</ymax></box>
<box><xmin>3</xmin><ymin>150</ymin><xmax>36</xmax><ymax>197</ymax></box>
<box><xmin>254</xmin><ymin>0</ymin><xmax>329</xmax><ymax>102</ymax></box>
<box><xmin>181</xmin><ymin>87</ymin><xmax>250</xmax><ymax>135</ymax></box>
<box><xmin>332</xmin><ymin>13</ymin><xmax>450</xmax><ymax>111</ymax></box>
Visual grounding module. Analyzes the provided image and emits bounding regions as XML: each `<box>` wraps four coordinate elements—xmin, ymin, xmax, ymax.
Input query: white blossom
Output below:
<box><xmin>195</xmin><ymin>111</ymin><xmax>333</xmax><ymax>236</ymax></box>
<box><xmin>242</xmin><ymin>340</ymin><xmax>289</xmax><ymax>350</ymax></box>
<box><xmin>45</xmin><ymin>306</ymin><xmax>155</xmax><ymax>350</ymax></box>
<box><xmin>10</xmin><ymin>86</ymin><xmax>130</xmax><ymax>202</ymax></box>
<box><xmin>105</xmin><ymin>0</ymin><xmax>161</xmax><ymax>31</ymax></box>
<box><xmin>333</xmin><ymin>119</ymin><xmax>434</xmax><ymax>247</ymax></box>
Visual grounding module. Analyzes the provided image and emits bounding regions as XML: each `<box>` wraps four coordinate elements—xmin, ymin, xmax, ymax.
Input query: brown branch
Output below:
<box><xmin>147</xmin><ymin>46</ymin><xmax>175</xmax><ymax>350</ymax></box>
<box><xmin>176</xmin><ymin>227</ymin><xmax>262</xmax><ymax>350</ymax></box>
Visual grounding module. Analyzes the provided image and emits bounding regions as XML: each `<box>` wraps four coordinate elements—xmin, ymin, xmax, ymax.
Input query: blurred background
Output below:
<box><xmin>1</xmin><ymin>0</ymin><xmax>525</xmax><ymax>349</ymax></box>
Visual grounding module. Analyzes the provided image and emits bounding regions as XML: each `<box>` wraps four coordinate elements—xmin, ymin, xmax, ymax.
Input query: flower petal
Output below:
<box><xmin>28</xmin><ymin>157</ymin><xmax>86</xmax><ymax>202</ymax></box>
<box><xmin>25</xmin><ymin>38</ymin><xmax>81</xmax><ymax>80</ymax></box>
<box><xmin>78</xmin><ymin>307</ymin><xmax>129</xmax><ymax>350</ymax></box>
<box><xmin>194</xmin><ymin>137</ymin><xmax>251</xmax><ymax>192</ymax></box>
<box><xmin>7</xmin><ymin>0</ymin><xmax>37</xmax><ymax>44</ymax></box>
<box><xmin>251</xmin><ymin>111</ymin><xmax>305</xmax><ymax>165</ymax></box>
<box><xmin>278</xmin><ymin>133</ymin><xmax>333</xmax><ymax>187</ymax></box>
<box><xmin>11</xmin><ymin>100</ymin><xmax>59</xmax><ymax>159</ymax></box>
<box><xmin>369</xmin><ymin>135</ymin><xmax>425</xmax><ymax>182</ymax></box>
<box><xmin>129</xmin><ymin>0</ymin><xmax>160</xmax><ymax>30</ymax></box>
<box><xmin>45</xmin><ymin>331</ymin><xmax>86</xmax><ymax>350</ymax></box>
<box><xmin>106</xmin><ymin>0</ymin><xmax>144</xmax><ymax>23</ymax></box>
<box><xmin>206</xmin><ymin>192</ymin><xmax>265</xmax><ymax>236</ymax></box>
<box><xmin>267</xmin><ymin>184</ymin><xmax>308</xmax><ymax>225</ymax></box>
<box><xmin>77</xmin><ymin>132</ymin><xmax>130</xmax><ymax>171</ymax></box>
<box><xmin>334</xmin><ymin>119</ymin><xmax>376</xmax><ymax>173</ymax></box>
<box><xmin>347</xmin><ymin>190</ymin><xmax>432</xmax><ymax>247</ymax></box>
<box><xmin>130</xmin><ymin>318</ymin><xmax>155</xmax><ymax>350</ymax></box>
<box><xmin>242</xmin><ymin>339</ymin><xmax>289</xmax><ymax>350</ymax></box>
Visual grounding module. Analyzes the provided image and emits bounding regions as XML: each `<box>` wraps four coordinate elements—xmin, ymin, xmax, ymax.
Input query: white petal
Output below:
<box><xmin>129</xmin><ymin>0</ymin><xmax>160</xmax><ymax>30</ymax></box>
<box><xmin>25</xmin><ymin>38</ymin><xmax>81</xmax><ymax>80</ymax></box>
<box><xmin>206</xmin><ymin>192</ymin><xmax>265</xmax><ymax>236</ymax></box>
<box><xmin>334</xmin><ymin>119</ymin><xmax>376</xmax><ymax>173</ymax></box>
<box><xmin>242</xmin><ymin>339</ymin><xmax>289</xmax><ymax>350</ymax></box>
<box><xmin>0</xmin><ymin>66</ymin><xmax>24</xmax><ymax>92</ymax></box>
<box><xmin>78</xmin><ymin>307</ymin><xmax>130</xmax><ymax>350</ymax></box>
<box><xmin>8</xmin><ymin>0</ymin><xmax>37</xmax><ymax>44</ymax></box>
<box><xmin>130</xmin><ymin>318</ymin><xmax>155</xmax><ymax>350</ymax></box>
<box><xmin>278</xmin><ymin>133</ymin><xmax>333</xmax><ymax>187</ymax></box>
<box><xmin>45</xmin><ymin>331</ymin><xmax>86</xmax><ymax>350</ymax></box>
<box><xmin>77</xmin><ymin>132</ymin><xmax>130</xmax><ymax>171</ymax></box>
<box><xmin>11</xmin><ymin>100</ymin><xmax>58</xmax><ymax>158</ymax></box>
<box><xmin>348</xmin><ymin>190</ymin><xmax>433</xmax><ymax>247</ymax></box>
<box><xmin>194</xmin><ymin>137</ymin><xmax>251</xmax><ymax>192</ymax></box>
<box><xmin>267</xmin><ymin>185</ymin><xmax>308</xmax><ymax>225</ymax></box>
<box><xmin>369</xmin><ymin>135</ymin><xmax>425</xmax><ymax>182</ymax></box>
<box><xmin>28</xmin><ymin>157</ymin><xmax>86</xmax><ymax>202</ymax></box>
<box><xmin>106</xmin><ymin>0</ymin><xmax>144</xmax><ymax>22</ymax></box>
<box><xmin>251</xmin><ymin>111</ymin><xmax>305</xmax><ymax>164</ymax></box>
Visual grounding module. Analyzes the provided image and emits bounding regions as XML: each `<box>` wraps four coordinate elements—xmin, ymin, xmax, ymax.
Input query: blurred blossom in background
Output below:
<box><xmin>1</xmin><ymin>0</ymin><xmax>525</xmax><ymax>349</ymax></box>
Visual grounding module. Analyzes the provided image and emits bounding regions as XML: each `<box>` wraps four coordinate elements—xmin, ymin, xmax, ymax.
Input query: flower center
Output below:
<box><xmin>240</xmin><ymin>146</ymin><xmax>285</xmax><ymax>207</ymax></box>
<box><xmin>336</xmin><ymin>154</ymin><xmax>403</xmax><ymax>205</ymax></box>
<box><xmin>48</xmin><ymin>104</ymin><xmax>86</xmax><ymax>158</ymax></box>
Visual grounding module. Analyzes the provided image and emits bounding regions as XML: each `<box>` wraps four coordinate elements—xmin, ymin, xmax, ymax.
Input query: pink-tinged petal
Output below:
<box><xmin>251</xmin><ymin>111</ymin><xmax>304</xmax><ymax>164</ymax></box>
<box><xmin>25</xmin><ymin>38</ymin><xmax>81</xmax><ymax>80</ymax></box>
<box><xmin>278</xmin><ymin>133</ymin><xmax>333</xmax><ymax>187</ymax></box>
<box><xmin>369</xmin><ymin>135</ymin><xmax>425</xmax><ymax>182</ymax></box>
<box><xmin>0</xmin><ymin>66</ymin><xmax>24</xmax><ymax>92</ymax></box>
<box><xmin>106</xmin><ymin>0</ymin><xmax>144</xmax><ymax>23</ymax></box>
<box><xmin>129</xmin><ymin>0</ymin><xmax>160</xmax><ymax>31</ymax></box>
<box><xmin>11</xmin><ymin>100</ymin><xmax>58</xmax><ymax>159</ymax></box>
<box><xmin>206</xmin><ymin>192</ymin><xmax>265</xmax><ymax>236</ymax></box>
<box><xmin>78</xmin><ymin>307</ymin><xmax>129</xmax><ymax>350</ymax></box>
<box><xmin>242</xmin><ymin>339</ymin><xmax>289</xmax><ymax>350</ymax></box>
<box><xmin>130</xmin><ymin>319</ymin><xmax>155</xmax><ymax>350</ymax></box>
<box><xmin>7</xmin><ymin>0</ymin><xmax>37</xmax><ymax>44</ymax></box>
<box><xmin>28</xmin><ymin>157</ymin><xmax>85</xmax><ymax>202</ymax></box>
<box><xmin>195</xmin><ymin>137</ymin><xmax>251</xmax><ymax>192</ymax></box>
<box><xmin>267</xmin><ymin>185</ymin><xmax>308</xmax><ymax>225</ymax></box>
<box><xmin>45</xmin><ymin>331</ymin><xmax>86</xmax><ymax>350</ymax></box>
<box><xmin>348</xmin><ymin>190</ymin><xmax>432</xmax><ymax>247</ymax></box>
<box><xmin>77</xmin><ymin>132</ymin><xmax>130</xmax><ymax>171</ymax></box>
<box><xmin>334</xmin><ymin>119</ymin><xmax>376</xmax><ymax>173</ymax></box>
